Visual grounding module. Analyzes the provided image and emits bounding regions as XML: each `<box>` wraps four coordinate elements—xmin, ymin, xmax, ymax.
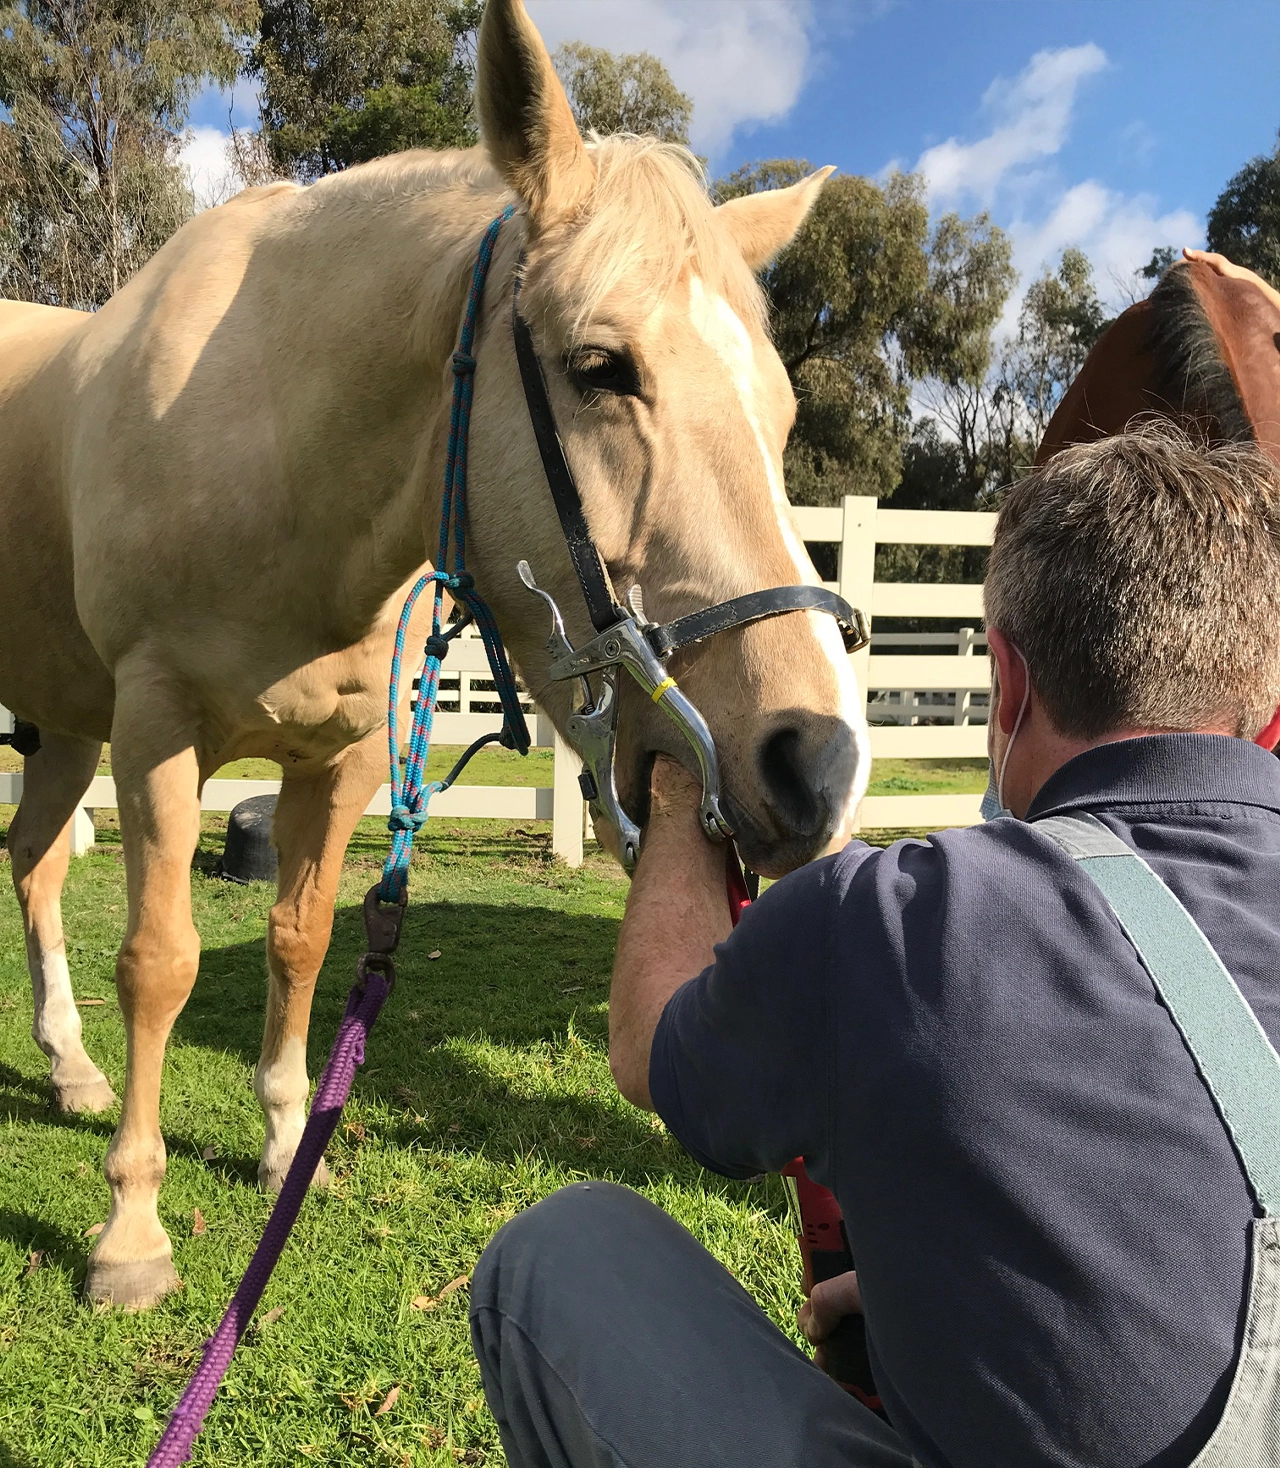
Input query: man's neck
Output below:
<box><xmin>1005</xmin><ymin>721</ymin><xmax>1236</xmax><ymax>819</ymax></box>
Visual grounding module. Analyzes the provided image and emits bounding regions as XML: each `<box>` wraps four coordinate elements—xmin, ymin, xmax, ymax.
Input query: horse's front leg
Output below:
<box><xmin>256</xmin><ymin>731</ymin><xmax>385</xmax><ymax>1193</ymax></box>
<box><xmin>86</xmin><ymin>678</ymin><xmax>201</xmax><ymax>1309</ymax></box>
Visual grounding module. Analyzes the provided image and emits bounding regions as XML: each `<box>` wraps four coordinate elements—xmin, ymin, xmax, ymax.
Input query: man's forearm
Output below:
<box><xmin>609</xmin><ymin>760</ymin><xmax>732</xmax><ymax>1109</ymax></box>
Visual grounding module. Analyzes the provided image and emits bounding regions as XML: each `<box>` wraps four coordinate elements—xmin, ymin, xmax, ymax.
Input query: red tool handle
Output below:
<box><xmin>727</xmin><ymin>851</ymin><xmax>884</xmax><ymax>1415</ymax></box>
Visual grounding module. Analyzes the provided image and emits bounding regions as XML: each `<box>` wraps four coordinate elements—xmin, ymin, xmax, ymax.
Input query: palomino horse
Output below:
<box><xmin>1038</xmin><ymin>252</ymin><xmax>1280</xmax><ymax>463</ymax></box>
<box><xmin>0</xmin><ymin>0</ymin><xmax>870</xmax><ymax>1309</ymax></box>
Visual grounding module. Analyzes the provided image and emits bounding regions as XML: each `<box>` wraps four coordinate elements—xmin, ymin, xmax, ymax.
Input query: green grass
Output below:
<box><xmin>0</xmin><ymin>817</ymin><xmax>811</xmax><ymax>1468</ymax></box>
<box><xmin>0</xmin><ymin>757</ymin><xmax>982</xmax><ymax>1466</ymax></box>
<box><xmin>0</xmin><ymin>744</ymin><xmax>554</xmax><ymax>789</ymax></box>
<box><xmin>864</xmin><ymin>756</ymin><xmax>987</xmax><ymax>796</ymax></box>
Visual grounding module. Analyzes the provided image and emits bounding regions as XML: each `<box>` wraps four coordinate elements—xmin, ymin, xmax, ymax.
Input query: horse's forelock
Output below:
<box><xmin>530</xmin><ymin>134</ymin><xmax>767</xmax><ymax>341</ymax></box>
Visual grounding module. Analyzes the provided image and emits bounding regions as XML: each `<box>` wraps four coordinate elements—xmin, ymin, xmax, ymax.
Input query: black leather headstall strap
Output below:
<box><xmin>509</xmin><ymin>264</ymin><xmax>871</xmax><ymax>664</ymax></box>
<box><xmin>510</xmin><ymin>284</ymin><xmax>621</xmax><ymax>635</ymax></box>
<box><xmin>647</xmin><ymin>585</ymin><xmax>869</xmax><ymax>658</ymax></box>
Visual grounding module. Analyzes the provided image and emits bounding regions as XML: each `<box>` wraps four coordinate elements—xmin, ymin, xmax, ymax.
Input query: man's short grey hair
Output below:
<box><xmin>984</xmin><ymin>425</ymin><xmax>1280</xmax><ymax>741</ymax></box>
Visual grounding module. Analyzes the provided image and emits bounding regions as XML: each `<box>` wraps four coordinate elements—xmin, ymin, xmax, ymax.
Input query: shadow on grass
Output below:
<box><xmin>0</xmin><ymin>1438</ymin><xmax>39</xmax><ymax>1468</ymax></box>
<box><xmin>167</xmin><ymin>899</ymin><xmax>702</xmax><ymax>1186</ymax></box>
<box><xmin>0</xmin><ymin>1207</ymin><xmax>85</xmax><ymax>1267</ymax></box>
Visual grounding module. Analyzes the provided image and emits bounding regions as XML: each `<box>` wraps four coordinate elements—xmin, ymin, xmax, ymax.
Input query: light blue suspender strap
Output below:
<box><xmin>1035</xmin><ymin>811</ymin><xmax>1280</xmax><ymax>1218</ymax></box>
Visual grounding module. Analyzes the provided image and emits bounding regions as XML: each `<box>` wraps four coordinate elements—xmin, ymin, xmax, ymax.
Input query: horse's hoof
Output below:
<box><xmin>84</xmin><ymin>1255</ymin><xmax>180</xmax><ymax>1312</ymax></box>
<box><xmin>55</xmin><ymin>1075</ymin><xmax>117</xmax><ymax>1114</ymax></box>
<box><xmin>257</xmin><ymin>1155</ymin><xmax>329</xmax><ymax>1195</ymax></box>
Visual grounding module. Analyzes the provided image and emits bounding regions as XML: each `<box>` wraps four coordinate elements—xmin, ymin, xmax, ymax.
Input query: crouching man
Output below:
<box><xmin>470</xmin><ymin>427</ymin><xmax>1280</xmax><ymax>1468</ymax></box>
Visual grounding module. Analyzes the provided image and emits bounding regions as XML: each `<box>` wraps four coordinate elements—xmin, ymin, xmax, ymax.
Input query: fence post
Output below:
<box><xmin>839</xmin><ymin>496</ymin><xmax>878</xmax><ymax>832</ymax></box>
<box><xmin>70</xmin><ymin>807</ymin><xmax>95</xmax><ymax>856</ymax></box>
<box><xmin>552</xmin><ymin>731</ymin><xmax>585</xmax><ymax>867</ymax></box>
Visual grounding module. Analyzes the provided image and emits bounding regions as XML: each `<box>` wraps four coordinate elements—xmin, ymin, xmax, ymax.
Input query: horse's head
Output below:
<box><xmin>466</xmin><ymin>0</ymin><xmax>869</xmax><ymax>877</ymax></box>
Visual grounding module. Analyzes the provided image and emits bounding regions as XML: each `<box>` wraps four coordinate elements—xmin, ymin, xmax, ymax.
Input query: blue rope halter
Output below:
<box><xmin>378</xmin><ymin>205</ymin><xmax>529</xmax><ymax>902</ymax></box>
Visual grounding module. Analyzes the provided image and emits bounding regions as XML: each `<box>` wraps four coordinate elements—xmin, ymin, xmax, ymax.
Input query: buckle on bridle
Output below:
<box><xmin>518</xmin><ymin>561</ymin><xmax>731</xmax><ymax>870</ymax></box>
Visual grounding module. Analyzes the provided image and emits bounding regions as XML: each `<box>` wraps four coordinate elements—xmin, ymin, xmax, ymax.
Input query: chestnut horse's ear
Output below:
<box><xmin>476</xmin><ymin>0</ymin><xmax>594</xmax><ymax>228</ymax></box>
<box><xmin>715</xmin><ymin>166</ymin><xmax>836</xmax><ymax>271</ymax></box>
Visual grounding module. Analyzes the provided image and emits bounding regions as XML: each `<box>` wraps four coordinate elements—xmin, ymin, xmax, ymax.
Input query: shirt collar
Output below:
<box><xmin>1026</xmin><ymin>733</ymin><xmax>1280</xmax><ymax>821</ymax></box>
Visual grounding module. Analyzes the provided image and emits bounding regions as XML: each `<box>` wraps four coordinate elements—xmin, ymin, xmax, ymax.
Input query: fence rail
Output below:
<box><xmin>793</xmin><ymin>497</ymin><xmax>995</xmax><ymax>827</ymax></box>
<box><xmin>0</xmin><ymin>497</ymin><xmax>996</xmax><ymax>856</ymax></box>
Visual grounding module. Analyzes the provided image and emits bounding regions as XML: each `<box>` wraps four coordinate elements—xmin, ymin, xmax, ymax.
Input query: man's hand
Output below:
<box><xmin>798</xmin><ymin>1271</ymin><xmax>864</xmax><ymax>1375</ymax></box>
<box><xmin>1183</xmin><ymin>248</ymin><xmax>1280</xmax><ymax>314</ymax></box>
<box><xmin>608</xmin><ymin>755</ymin><xmax>732</xmax><ymax>1109</ymax></box>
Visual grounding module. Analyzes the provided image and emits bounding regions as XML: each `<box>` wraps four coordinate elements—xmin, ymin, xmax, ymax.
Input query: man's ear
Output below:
<box><xmin>475</xmin><ymin>0</ymin><xmax>594</xmax><ymax>228</ymax></box>
<box><xmin>1254</xmin><ymin>704</ymin><xmax>1280</xmax><ymax>751</ymax></box>
<box><xmin>987</xmin><ymin>627</ymin><xmax>1028</xmax><ymax>736</ymax></box>
<box><xmin>714</xmin><ymin>167</ymin><xmax>835</xmax><ymax>271</ymax></box>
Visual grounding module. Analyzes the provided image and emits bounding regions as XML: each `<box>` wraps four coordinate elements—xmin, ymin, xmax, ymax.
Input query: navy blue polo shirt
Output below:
<box><xmin>650</xmin><ymin>734</ymin><xmax>1280</xmax><ymax>1468</ymax></box>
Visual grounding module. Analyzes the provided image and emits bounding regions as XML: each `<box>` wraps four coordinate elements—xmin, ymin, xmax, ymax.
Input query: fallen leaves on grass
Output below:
<box><xmin>427</xmin><ymin>949</ymin><xmax>442</xmax><ymax>961</ymax></box>
<box><xmin>200</xmin><ymin>1146</ymin><xmax>216</xmax><ymax>1161</ymax></box>
<box><xmin>374</xmin><ymin>1385</ymin><xmax>401</xmax><ymax>1416</ymax></box>
<box><xmin>84</xmin><ymin>1222</ymin><xmax>103</xmax><ymax>1238</ymax></box>
<box><xmin>560</xmin><ymin>985</ymin><xmax>583</xmax><ymax>994</ymax></box>
<box><xmin>260</xmin><ymin>1307</ymin><xmax>285</xmax><ymax>1327</ymax></box>
<box><xmin>192</xmin><ymin>1208</ymin><xmax>206</xmax><ymax>1237</ymax></box>
<box><xmin>412</xmin><ymin>1274</ymin><xmax>470</xmax><ymax>1311</ymax></box>
<box><xmin>24</xmin><ymin>1251</ymin><xmax>41</xmax><ymax>1276</ymax></box>
<box><xmin>344</xmin><ymin>1122</ymin><xmax>366</xmax><ymax>1142</ymax></box>
<box><xmin>75</xmin><ymin>997</ymin><xmax>106</xmax><ymax>1007</ymax></box>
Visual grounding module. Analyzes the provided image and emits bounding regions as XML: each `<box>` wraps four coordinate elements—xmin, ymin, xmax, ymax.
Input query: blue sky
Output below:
<box><xmin>186</xmin><ymin>0</ymin><xmax>1280</xmax><ymax>315</ymax></box>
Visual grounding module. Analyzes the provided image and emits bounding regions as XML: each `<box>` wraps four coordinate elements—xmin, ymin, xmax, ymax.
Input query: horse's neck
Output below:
<box><xmin>1196</xmin><ymin>273</ymin><xmax>1280</xmax><ymax>466</ymax></box>
<box><xmin>266</xmin><ymin>165</ymin><xmax>519</xmax><ymax>630</ymax></box>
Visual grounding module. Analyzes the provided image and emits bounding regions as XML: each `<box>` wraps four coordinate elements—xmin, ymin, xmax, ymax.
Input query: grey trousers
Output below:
<box><xmin>469</xmin><ymin>1181</ymin><xmax>916</xmax><ymax>1468</ymax></box>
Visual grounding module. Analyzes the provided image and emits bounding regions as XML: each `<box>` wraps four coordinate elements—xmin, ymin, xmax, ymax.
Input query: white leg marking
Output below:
<box><xmin>30</xmin><ymin>944</ymin><xmax>83</xmax><ymax>1063</ymax></box>
<box><xmin>28</xmin><ymin>936</ymin><xmax>114</xmax><ymax>1107</ymax></box>
<box><xmin>255</xmin><ymin>1034</ymin><xmax>314</xmax><ymax>1189</ymax></box>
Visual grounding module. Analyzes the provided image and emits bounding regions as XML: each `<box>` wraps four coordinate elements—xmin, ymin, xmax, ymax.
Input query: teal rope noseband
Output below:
<box><xmin>378</xmin><ymin>205</ymin><xmax>529</xmax><ymax>902</ymax></box>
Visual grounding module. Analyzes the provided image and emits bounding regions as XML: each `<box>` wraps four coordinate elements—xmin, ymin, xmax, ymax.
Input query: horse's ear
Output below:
<box><xmin>476</xmin><ymin>0</ymin><xmax>594</xmax><ymax>228</ymax></box>
<box><xmin>715</xmin><ymin>167</ymin><xmax>836</xmax><ymax>271</ymax></box>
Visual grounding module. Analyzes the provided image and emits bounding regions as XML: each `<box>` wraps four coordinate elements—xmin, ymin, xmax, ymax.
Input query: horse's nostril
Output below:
<box><xmin>758</xmin><ymin>726</ymin><xmax>824</xmax><ymax>837</ymax></box>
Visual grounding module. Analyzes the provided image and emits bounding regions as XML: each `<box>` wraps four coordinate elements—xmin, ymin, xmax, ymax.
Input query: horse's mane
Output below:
<box><xmin>1146</xmin><ymin>264</ymin><xmax>1254</xmax><ymax>443</ymax></box>
<box><xmin>303</xmin><ymin>135</ymin><xmax>765</xmax><ymax>339</ymax></box>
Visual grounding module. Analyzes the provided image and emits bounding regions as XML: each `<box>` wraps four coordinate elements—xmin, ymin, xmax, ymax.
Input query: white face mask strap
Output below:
<box><xmin>995</xmin><ymin>646</ymin><xmax>1031</xmax><ymax>812</ymax></box>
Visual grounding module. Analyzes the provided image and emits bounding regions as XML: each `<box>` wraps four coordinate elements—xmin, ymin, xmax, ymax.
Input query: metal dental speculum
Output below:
<box><xmin>518</xmin><ymin>560</ymin><xmax>731</xmax><ymax>870</ymax></box>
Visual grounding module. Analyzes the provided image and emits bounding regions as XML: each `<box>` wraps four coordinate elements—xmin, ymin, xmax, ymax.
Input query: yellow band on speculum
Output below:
<box><xmin>650</xmin><ymin>676</ymin><xmax>677</xmax><ymax>703</ymax></box>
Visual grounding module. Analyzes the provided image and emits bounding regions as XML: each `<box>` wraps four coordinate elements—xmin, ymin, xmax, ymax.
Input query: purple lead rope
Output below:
<box><xmin>146</xmin><ymin>961</ymin><xmax>392</xmax><ymax>1467</ymax></box>
<box><xmin>145</xmin><ymin>208</ymin><xmax>517</xmax><ymax>1466</ymax></box>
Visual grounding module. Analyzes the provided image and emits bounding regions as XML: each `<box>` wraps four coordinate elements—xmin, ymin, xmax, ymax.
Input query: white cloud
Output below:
<box><xmin>180</xmin><ymin>125</ymin><xmax>238</xmax><ymax>212</ymax></box>
<box><xmin>917</xmin><ymin>43</ymin><xmax>1106</xmax><ymax>206</ymax></box>
<box><xmin>908</xmin><ymin>45</ymin><xmax>1201</xmax><ymax>321</ymax></box>
<box><xmin>1008</xmin><ymin>182</ymin><xmax>1199</xmax><ymax>317</ymax></box>
<box><xmin>526</xmin><ymin>0</ymin><xmax>814</xmax><ymax>158</ymax></box>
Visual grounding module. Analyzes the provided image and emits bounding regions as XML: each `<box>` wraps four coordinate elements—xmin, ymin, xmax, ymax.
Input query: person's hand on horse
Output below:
<box><xmin>648</xmin><ymin>753</ymin><xmax>705</xmax><ymax>823</ymax></box>
<box><xmin>1182</xmin><ymin>249</ymin><xmax>1280</xmax><ymax>316</ymax></box>
<box><xmin>1184</xmin><ymin>247</ymin><xmax>1255</xmax><ymax>281</ymax></box>
<box><xmin>798</xmin><ymin>1270</ymin><xmax>865</xmax><ymax>1376</ymax></box>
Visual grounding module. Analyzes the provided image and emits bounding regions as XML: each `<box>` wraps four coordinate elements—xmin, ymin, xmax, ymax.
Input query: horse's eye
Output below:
<box><xmin>566</xmin><ymin>347</ymin><xmax>641</xmax><ymax>398</ymax></box>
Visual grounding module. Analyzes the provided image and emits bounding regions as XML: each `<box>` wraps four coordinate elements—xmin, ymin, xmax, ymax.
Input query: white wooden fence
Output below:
<box><xmin>792</xmin><ymin>498</ymin><xmax>995</xmax><ymax>831</ymax></box>
<box><xmin>0</xmin><ymin>497</ymin><xmax>995</xmax><ymax>861</ymax></box>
